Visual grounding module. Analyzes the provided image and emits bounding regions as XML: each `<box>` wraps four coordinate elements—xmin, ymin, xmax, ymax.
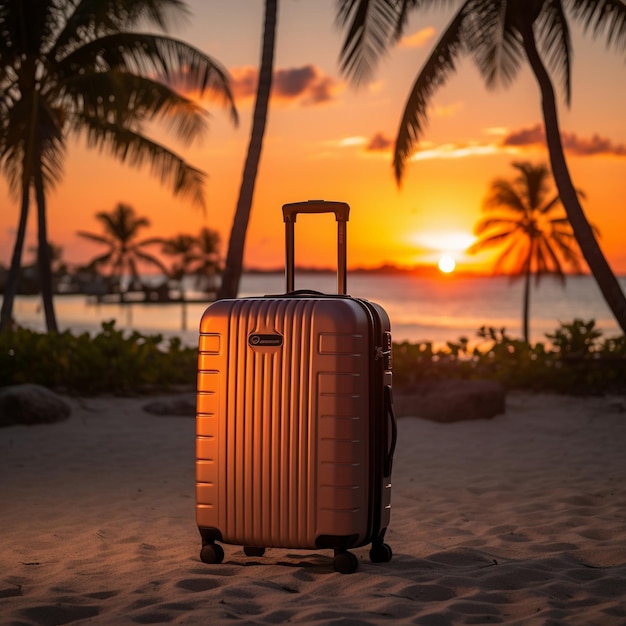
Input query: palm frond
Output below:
<box><xmin>52</xmin><ymin>0</ymin><xmax>190</xmax><ymax>56</ymax></box>
<box><xmin>463</xmin><ymin>0</ymin><xmax>525</xmax><ymax>89</ymax></box>
<box><xmin>63</xmin><ymin>70</ymin><xmax>209</xmax><ymax>144</ymax></box>
<box><xmin>484</xmin><ymin>180</ymin><xmax>527</xmax><ymax>212</ymax></box>
<box><xmin>568</xmin><ymin>0</ymin><xmax>626</xmax><ymax>51</ymax></box>
<box><xmin>58</xmin><ymin>33</ymin><xmax>238</xmax><ymax>124</ymax></box>
<box><xmin>536</xmin><ymin>236</ymin><xmax>566</xmax><ymax>280</ymax></box>
<box><xmin>513</xmin><ymin>161</ymin><xmax>551</xmax><ymax>209</ymax></box>
<box><xmin>539</xmin><ymin>193</ymin><xmax>563</xmax><ymax>214</ymax></box>
<box><xmin>468</xmin><ymin>228</ymin><xmax>517</xmax><ymax>252</ymax></box>
<box><xmin>76</xmin><ymin>119</ymin><xmax>206</xmax><ymax>208</ymax></box>
<box><xmin>82</xmin><ymin>252</ymin><xmax>114</xmax><ymax>268</ymax></box>
<box><xmin>474</xmin><ymin>216</ymin><xmax>520</xmax><ymax>234</ymax></box>
<box><xmin>0</xmin><ymin>0</ymin><xmax>56</xmax><ymax>57</ymax></box>
<box><xmin>493</xmin><ymin>236</ymin><xmax>528</xmax><ymax>275</ymax></box>
<box><xmin>76</xmin><ymin>231</ymin><xmax>112</xmax><ymax>246</ymax></box>
<box><xmin>394</xmin><ymin>7</ymin><xmax>467</xmax><ymax>182</ymax></box>
<box><xmin>336</xmin><ymin>0</ymin><xmax>401</xmax><ymax>86</ymax></box>
<box><xmin>134</xmin><ymin>249</ymin><xmax>169</xmax><ymax>273</ymax></box>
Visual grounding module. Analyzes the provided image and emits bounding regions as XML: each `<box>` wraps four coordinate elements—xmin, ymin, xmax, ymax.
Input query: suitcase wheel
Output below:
<box><xmin>333</xmin><ymin>550</ymin><xmax>358</xmax><ymax>574</ymax></box>
<box><xmin>243</xmin><ymin>546</ymin><xmax>266</xmax><ymax>557</ymax></box>
<box><xmin>369</xmin><ymin>542</ymin><xmax>393</xmax><ymax>563</ymax></box>
<box><xmin>200</xmin><ymin>543</ymin><xmax>224</xmax><ymax>564</ymax></box>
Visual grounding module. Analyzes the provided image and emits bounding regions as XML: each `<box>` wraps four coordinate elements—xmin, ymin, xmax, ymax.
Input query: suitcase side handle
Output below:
<box><xmin>384</xmin><ymin>385</ymin><xmax>397</xmax><ymax>477</ymax></box>
<box><xmin>282</xmin><ymin>200</ymin><xmax>349</xmax><ymax>294</ymax></box>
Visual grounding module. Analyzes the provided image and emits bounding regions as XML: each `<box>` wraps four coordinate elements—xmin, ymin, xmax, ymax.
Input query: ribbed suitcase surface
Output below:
<box><xmin>196</xmin><ymin>296</ymin><xmax>377</xmax><ymax>549</ymax></box>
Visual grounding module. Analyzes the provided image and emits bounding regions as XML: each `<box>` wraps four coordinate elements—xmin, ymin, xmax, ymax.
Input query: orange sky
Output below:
<box><xmin>2</xmin><ymin>0</ymin><xmax>626</xmax><ymax>275</ymax></box>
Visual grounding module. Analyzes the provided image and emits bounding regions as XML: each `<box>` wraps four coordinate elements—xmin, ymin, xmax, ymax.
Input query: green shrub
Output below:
<box><xmin>1</xmin><ymin>318</ymin><xmax>624</xmax><ymax>396</ymax></box>
<box><xmin>393</xmin><ymin>319</ymin><xmax>626</xmax><ymax>395</ymax></box>
<box><xmin>0</xmin><ymin>320</ymin><xmax>197</xmax><ymax>395</ymax></box>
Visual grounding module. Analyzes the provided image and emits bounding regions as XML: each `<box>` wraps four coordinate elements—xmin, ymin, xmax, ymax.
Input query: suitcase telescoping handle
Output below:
<box><xmin>282</xmin><ymin>200</ymin><xmax>350</xmax><ymax>295</ymax></box>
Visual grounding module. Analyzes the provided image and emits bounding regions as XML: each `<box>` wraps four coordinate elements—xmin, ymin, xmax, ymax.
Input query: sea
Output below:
<box><xmin>6</xmin><ymin>272</ymin><xmax>626</xmax><ymax>350</ymax></box>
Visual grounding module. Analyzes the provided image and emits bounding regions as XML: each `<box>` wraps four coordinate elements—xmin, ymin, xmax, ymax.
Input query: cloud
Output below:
<box><xmin>502</xmin><ymin>124</ymin><xmax>626</xmax><ymax>157</ymax></box>
<box><xmin>366</xmin><ymin>132</ymin><xmax>393</xmax><ymax>152</ymax></box>
<box><xmin>410</xmin><ymin>142</ymin><xmax>505</xmax><ymax>160</ymax></box>
<box><xmin>332</xmin><ymin>123</ymin><xmax>626</xmax><ymax>163</ymax></box>
<box><xmin>361</xmin><ymin>132</ymin><xmax>506</xmax><ymax>159</ymax></box>
<box><xmin>501</xmin><ymin>124</ymin><xmax>545</xmax><ymax>147</ymax></box>
<box><xmin>229</xmin><ymin>64</ymin><xmax>342</xmax><ymax>106</ymax></box>
<box><xmin>399</xmin><ymin>27</ymin><xmax>436</xmax><ymax>49</ymax></box>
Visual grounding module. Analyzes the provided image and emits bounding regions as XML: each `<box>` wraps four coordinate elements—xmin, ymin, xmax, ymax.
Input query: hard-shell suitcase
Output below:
<box><xmin>196</xmin><ymin>200</ymin><xmax>397</xmax><ymax>573</ymax></box>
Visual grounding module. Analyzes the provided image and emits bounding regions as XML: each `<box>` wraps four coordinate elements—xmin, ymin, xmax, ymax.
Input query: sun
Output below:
<box><xmin>438</xmin><ymin>254</ymin><xmax>456</xmax><ymax>274</ymax></box>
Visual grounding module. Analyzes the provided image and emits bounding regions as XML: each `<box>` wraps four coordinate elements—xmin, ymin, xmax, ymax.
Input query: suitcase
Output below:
<box><xmin>195</xmin><ymin>200</ymin><xmax>397</xmax><ymax>574</ymax></box>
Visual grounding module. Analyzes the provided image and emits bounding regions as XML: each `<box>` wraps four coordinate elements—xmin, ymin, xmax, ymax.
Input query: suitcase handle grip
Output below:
<box><xmin>282</xmin><ymin>200</ymin><xmax>350</xmax><ymax>222</ymax></box>
<box><xmin>282</xmin><ymin>200</ymin><xmax>349</xmax><ymax>294</ymax></box>
<box><xmin>384</xmin><ymin>385</ymin><xmax>397</xmax><ymax>477</ymax></box>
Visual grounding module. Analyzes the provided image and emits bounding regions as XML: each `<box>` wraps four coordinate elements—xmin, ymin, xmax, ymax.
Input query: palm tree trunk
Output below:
<box><xmin>180</xmin><ymin>280</ymin><xmax>188</xmax><ymax>331</ymax></box>
<box><xmin>521</xmin><ymin>19</ymin><xmax>626</xmax><ymax>335</ymax></box>
<box><xmin>0</xmin><ymin>187</ymin><xmax>30</xmax><ymax>332</ymax></box>
<box><xmin>35</xmin><ymin>170</ymin><xmax>58</xmax><ymax>333</ymax></box>
<box><xmin>217</xmin><ymin>0</ymin><xmax>278</xmax><ymax>300</ymax></box>
<box><xmin>522</xmin><ymin>251</ymin><xmax>532</xmax><ymax>344</ymax></box>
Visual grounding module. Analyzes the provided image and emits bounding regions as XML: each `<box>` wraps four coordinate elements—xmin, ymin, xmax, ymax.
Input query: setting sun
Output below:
<box><xmin>438</xmin><ymin>254</ymin><xmax>456</xmax><ymax>274</ymax></box>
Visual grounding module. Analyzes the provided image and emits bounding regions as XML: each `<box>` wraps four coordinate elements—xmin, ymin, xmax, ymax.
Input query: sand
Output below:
<box><xmin>1</xmin><ymin>391</ymin><xmax>626</xmax><ymax>625</ymax></box>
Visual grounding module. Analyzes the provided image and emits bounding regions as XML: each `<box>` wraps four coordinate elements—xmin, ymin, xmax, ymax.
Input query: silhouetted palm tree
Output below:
<box><xmin>160</xmin><ymin>233</ymin><xmax>196</xmax><ymax>330</ymax></box>
<box><xmin>217</xmin><ymin>0</ymin><xmax>277</xmax><ymax>299</ymax></box>
<box><xmin>337</xmin><ymin>0</ymin><xmax>626</xmax><ymax>335</ymax></box>
<box><xmin>469</xmin><ymin>161</ymin><xmax>588</xmax><ymax>342</ymax></box>
<box><xmin>77</xmin><ymin>203</ymin><xmax>166</xmax><ymax>301</ymax></box>
<box><xmin>192</xmin><ymin>227</ymin><xmax>222</xmax><ymax>293</ymax></box>
<box><xmin>0</xmin><ymin>0</ymin><xmax>237</xmax><ymax>333</ymax></box>
<box><xmin>159</xmin><ymin>227</ymin><xmax>221</xmax><ymax>329</ymax></box>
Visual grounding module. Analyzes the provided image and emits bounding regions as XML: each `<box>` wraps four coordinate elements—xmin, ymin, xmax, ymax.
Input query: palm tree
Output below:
<box><xmin>217</xmin><ymin>0</ymin><xmax>278</xmax><ymax>300</ymax></box>
<box><xmin>160</xmin><ymin>233</ymin><xmax>196</xmax><ymax>330</ymax></box>
<box><xmin>192</xmin><ymin>227</ymin><xmax>222</xmax><ymax>294</ymax></box>
<box><xmin>159</xmin><ymin>227</ymin><xmax>221</xmax><ymax>329</ymax></box>
<box><xmin>469</xmin><ymin>161</ymin><xmax>588</xmax><ymax>342</ymax></box>
<box><xmin>77</xmin><ymin>203</ymin><xmax>167</xmax><ymax>302</ymax></box>
<box><xmin>0</xmin><ymin>0</ymin><xmax>237</xmax><ymax>333</ymax></box>
<box><xmin>337</xmin><ymin>0</ymin><xmax>626</xmax><ymax>335</ymax></box>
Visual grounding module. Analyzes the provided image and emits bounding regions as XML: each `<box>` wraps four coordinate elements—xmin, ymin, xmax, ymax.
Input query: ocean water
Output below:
<box><xmin>6</xmin><ymin>272</ymin><xmax>625</xmax><ymax>349</ymax></box>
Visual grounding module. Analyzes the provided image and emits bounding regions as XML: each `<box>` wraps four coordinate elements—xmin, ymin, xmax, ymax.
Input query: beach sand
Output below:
<box><xmin>1</xmin><ymin>391</ymin><xmax>626</xmax><ymax>625</ymax></box>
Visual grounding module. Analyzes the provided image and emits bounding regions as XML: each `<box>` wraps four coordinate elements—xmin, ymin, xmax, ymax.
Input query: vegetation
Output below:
<box><xmin>336</xmin><ymin>0</ymin><xmax>626</xmax><ymax>336</ymax></box>
<box><xmin>393</xmin><ymin>319</ymin><xmax>626</xmax><ymax>395</ymax></box>
<box><xmin>0</xmin><ymin>0</ymin><xmax>237</xmax><ymax>334</ymax></box>
<box><xmin>0</xmin><ymin>321</ymin><xmax>197</xmax><ymax>396</ymax></box>
<box><xmin>1</xmin><ymin>319</ymin><xmax>624</xmax><ymax>396</ymax></box>
<box><xmin>469</xmin><ymin>161</ymin><xmax>589</xmax><ymax>343</ymax></box>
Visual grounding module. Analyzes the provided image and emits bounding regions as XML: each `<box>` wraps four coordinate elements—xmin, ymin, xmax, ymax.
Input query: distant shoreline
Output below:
<box><xmin>243</xmin><ymin>265</ymin><xmax>604</xmax><ymax>278</ymax></box>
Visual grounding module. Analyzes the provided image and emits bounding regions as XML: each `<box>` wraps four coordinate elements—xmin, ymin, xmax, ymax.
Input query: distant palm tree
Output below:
<box><xmin>192</xmin><ymin>227</ymin><xmax>222</xmax><ymax>293</ymax></box>
<box><xmin>337</xmin><ymin>0</ymin><xmax>626</xmax><ymax>335</ymax></box>
<box><xmin>77</xmin><ymin>203</ymin><xmax>166</xmax><ymax>302</ymax></box>
<box><xmin>217</xmin><ymin>0</ymin><xmax>278</xmax><ymax>299</ymax></box>
<box><xmin>160</xmin><ymin>233</ymin><xmax>195</xmax><ymax>330</ymax></box>
<box><xmin>159</xmin><ymin>227</ymin><xmax>221</xmax><ymax>329</ymax></box>
<box><xmin>469</xmin><ymin>161</ymin><xmax>588</xmax><ymax>343</ymax></box>
<box><xmin>0</xmin><ymin>0</ymin><xmax>237</xmax><ymax>333</ymax></box>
